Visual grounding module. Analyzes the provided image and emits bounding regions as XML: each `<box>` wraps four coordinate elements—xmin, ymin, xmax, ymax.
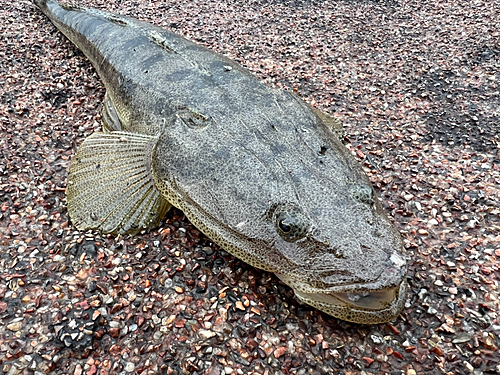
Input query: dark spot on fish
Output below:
<box><xmin>270</xmin><ymin>143</ymin><xmax>287</xmax><ymax>155</ymax></box>
<box><xmin>158</xmin><ymin>167</ymin><xmax>167</xmax><ymax>178</ymax></box>
<box><xmin>104</xmin><ymin>15</ymin><xmax>128</xmax><ymax>26</ymax></box>
<box><xmin>319</xmin><ymin>145</ymin><xmax>329</xmax><ymax>155</ymax></box>
<box><xmin>61</xmin><ymin>4</ymin><xmax>81</xmax><ymax>11</ymax></box>
<box><xmin>332</xmin><ymin>247</ymin><xmax>344</xmax><ymax>259</ymax></box>
<box><xmin>176</xmin><ymin>109</ymin><xmax>210</xmax><ymax>129</ymax></box>
<box><xmin>148</xmin><ymin>31</ymin><xmax>178</xmax><ymax>54</ymax></box>
<box><xmin>0</xmin><ymin>91</ymin><xmax>15</xmax><ymax>104</ymax></box>
<box><xmin>96</xmin><ymin>164</ymin><xmax>101</xmax><ymax>169</ymax></box>
<box><xmin>141</xmin><ymin>54</ymin><xmax>164</xmax><ymax>70</ymax></box>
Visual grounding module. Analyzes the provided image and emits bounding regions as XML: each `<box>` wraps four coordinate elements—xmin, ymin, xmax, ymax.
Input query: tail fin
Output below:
<box><xmin>32</xmin><ymin>0</ymin><xmax>49</xmax><ymax>8</ymax></box>
<box><xmin>32</xmin><ymin>0</ymin><xmax>60</xmax><ymax>16</ymax></box>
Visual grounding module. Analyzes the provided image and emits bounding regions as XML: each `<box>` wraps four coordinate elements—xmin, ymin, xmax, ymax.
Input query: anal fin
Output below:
<box><xmin>66</xmin><ymin>131</ymin><xmax>171</xmax><ymax>235</ymax></box>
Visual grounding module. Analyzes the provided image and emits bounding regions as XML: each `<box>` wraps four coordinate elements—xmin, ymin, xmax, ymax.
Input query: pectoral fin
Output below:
<box><xmin>66</xmin><ymin>131</ymin><xmax>171</xmax><ymax>235</ymax></box>
<box><xmin>102</xmin><ymin>92</ymin><xmax>123</xmax><ymax>132</ymax></box>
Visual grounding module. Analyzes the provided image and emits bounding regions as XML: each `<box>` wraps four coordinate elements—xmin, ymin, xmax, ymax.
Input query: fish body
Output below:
<box><xmin>34</xmin><ymin>0</ymin><xmax>408</xmax><ymax>324</ymax></box>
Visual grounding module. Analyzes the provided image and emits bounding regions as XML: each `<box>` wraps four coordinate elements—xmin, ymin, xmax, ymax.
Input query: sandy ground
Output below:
<box><xmin>1</xmin><ymin>0</ymin><xmax>499</xmax><ymax>374</ymax></box>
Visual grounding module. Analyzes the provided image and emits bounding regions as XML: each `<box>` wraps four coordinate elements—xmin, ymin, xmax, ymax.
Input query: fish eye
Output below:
<box><xmin>278</xmin><ymin>219</ymin><xmax>292</xmax><ymax>233</ymax></box>
<box><xmin>274</xmin><ymin>204</ymin><xmax>310</xmax><ymax>242</ymax></box>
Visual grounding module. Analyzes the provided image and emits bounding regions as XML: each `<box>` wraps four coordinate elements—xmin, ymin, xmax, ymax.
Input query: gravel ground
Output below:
<box><xmin>1</xmin><ymin>0</ymin><xmax>500</xmax><ymax>374</ymax></box>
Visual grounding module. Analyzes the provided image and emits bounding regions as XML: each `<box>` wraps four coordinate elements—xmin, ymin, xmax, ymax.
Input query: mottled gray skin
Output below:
<box><xmin>34</xmin><ymin>0</ymin><xmax>408</xmax><ymax>323</ymax></box>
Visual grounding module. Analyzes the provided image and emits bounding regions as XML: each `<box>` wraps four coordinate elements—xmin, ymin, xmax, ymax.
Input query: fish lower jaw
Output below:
<box><xmin>276</xmin><ymin>273</ymin><xmax>408</xmax><ymax>324</ymax></box>
<box><xmin>293</xmin><ymin>284</ymin><xmax>399</xmax><ymax>311</ymax></box>
<box><xmin>298</xmin><ymin>281</ymin><xmax>407</xmax><ymax>324</ymax></box>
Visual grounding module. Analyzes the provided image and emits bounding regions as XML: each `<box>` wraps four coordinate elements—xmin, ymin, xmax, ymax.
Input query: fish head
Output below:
<box><xmin>266</xmin><ymin>184</ymin><xmax>408</xmax><ymax>324</ymax></box>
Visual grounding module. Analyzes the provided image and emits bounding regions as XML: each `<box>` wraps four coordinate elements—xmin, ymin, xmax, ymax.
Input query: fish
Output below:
<box><xmin>33</xmin><ymin>0</ymin><xmax>409</xmax><ymax>324</ymax></box>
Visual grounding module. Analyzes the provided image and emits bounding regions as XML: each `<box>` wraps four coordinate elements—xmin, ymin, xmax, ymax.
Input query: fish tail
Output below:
<box><xmin>32</xmin><ymin>0</ymin><xmax>68</xmax><ymax>19</ymax></box>
<box><xmin>32</xmin><ymin>0</ymin><xmax>52</xmax><ymax>10</ymax></box>
<box><xmin>32</xmin><ymin>0</ymin><xmax>85</xmax><ymax>40</ymax></box>
<box><xmin>32</xmin><ymin>0</ymin><xmax>117</xmax><ymax>74</ymax></box>
<box><xmin>32</xmin><ymin>0</ymin><xmax>48</xmax><ymax>9</ymax></box>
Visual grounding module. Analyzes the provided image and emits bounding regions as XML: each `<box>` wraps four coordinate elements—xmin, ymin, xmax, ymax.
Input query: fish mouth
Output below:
<box><xmin>275</xmin><ymin>273</ymin><xmax>408</xmax><ymax>324</ymax></box>
<box><xmin>294</xmin><ymin>285</ymin><xmax>399</xmax><ymax>310</ymax></box>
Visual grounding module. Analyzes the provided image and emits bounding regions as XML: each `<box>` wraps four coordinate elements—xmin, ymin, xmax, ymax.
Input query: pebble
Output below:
<box><xmin>371</xmin><ymin>334</ymin><xmax>384</xmax><ymax>344</ymax></box>
<box><xmin>464</xmin><ymin>361</ymin><xmax>474</xmax><ymax>373</ymax></box>
<box><xmin>273</xmin><ymin>347</ymin><xmax>287</xmax><ymax>358</ymax></box>
<box><xmin>452</xmin><ymin>334</ymin><xmax>472</xmax><ymax>344</ymax></box>
<box><xmin>125</xmin><ymin>362</ymin><xmax>135</xmax><ymax>372</ymax></box>
<box><xmin>427</xmin><ymin>307</ymin><xmax>438</xmax><ymax>315</ymax></box>
<box><xmin>199</xmin><ymin>330</ymin><xmax>216</xmax><ymax>339</ymax></box>
<box><xmin>152</xmin><ymin>315</ymin><xmax>161</xmax><ymax>325</ymax></box>
<box><xmin>53</xmin><ymin>255</ymin><xmax>66</xmax><ymax>262</ymax></box>
<box><xmin>362</xmin><ymin>357</ymin><xmax>375</xmax><ymax>367</ymax></box>
<box><xmin>74</xmin><ymin>365</ymin><xmax>83</xmax><ymax>375</ymax></box>
<box><xmin>7</xmin><ymin>322</ymin><xmax>23</xmax><ymax>332</ymax></box>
